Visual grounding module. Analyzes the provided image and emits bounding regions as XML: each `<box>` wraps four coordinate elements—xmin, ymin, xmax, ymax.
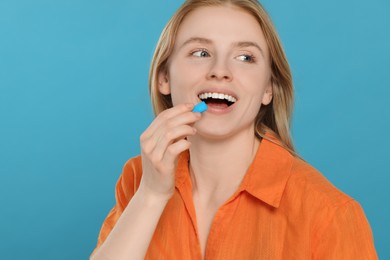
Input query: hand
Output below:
<box><xmin>139</xmin><ymin>103</ymin><xmax>201</xmax><ymax>202</ymax></box>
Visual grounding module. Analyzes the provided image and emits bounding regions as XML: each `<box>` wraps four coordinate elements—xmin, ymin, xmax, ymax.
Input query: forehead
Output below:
<box><xmin>175</xmin><ymin>5</ymin><xmax>268</xmax><ymax>52</ymax></box>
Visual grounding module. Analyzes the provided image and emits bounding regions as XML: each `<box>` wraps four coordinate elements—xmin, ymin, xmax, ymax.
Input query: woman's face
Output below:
<box><xmin>159</xmin><ymin>5</ymin><xmax>273</xmax><ymax>139</ymax></box>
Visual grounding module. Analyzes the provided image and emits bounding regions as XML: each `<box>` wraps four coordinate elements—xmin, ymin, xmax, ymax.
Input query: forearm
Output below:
<box><xmin>92</xmin><ymin>104</ymin><xmax>199</xmax><ymax>260</ymax></box>
<box><xmin>91</xmin><ymin>190</ymin><xmax>169</xmax><ymax>260</ymax></box>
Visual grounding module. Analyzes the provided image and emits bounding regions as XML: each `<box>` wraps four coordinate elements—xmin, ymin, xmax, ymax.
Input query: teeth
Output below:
<box><xmin>198</xmin><ymin>92</ymin><xmax>237</xmax><ymax>103</ymax></box>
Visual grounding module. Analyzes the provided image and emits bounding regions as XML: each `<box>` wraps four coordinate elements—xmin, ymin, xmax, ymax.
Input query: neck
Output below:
<box><xmin>187</xmin><ymin>129</ymin><xmax>260</xmax><ymax>200</ymax></box>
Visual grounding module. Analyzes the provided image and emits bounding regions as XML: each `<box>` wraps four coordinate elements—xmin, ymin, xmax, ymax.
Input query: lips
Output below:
<box><xmin>197</xmin><ymin>91</ymin><xmax>237</xmax><ymax>108</ymax></box>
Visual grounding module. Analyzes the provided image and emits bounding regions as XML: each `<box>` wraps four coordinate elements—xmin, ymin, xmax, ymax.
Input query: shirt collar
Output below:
<box><xmin>175</xmin><ymin>135</ymin><xmax>294</xmax><ymax>209</ymax></box>
<box><xmin>175</xmin><ymin>151</ymin><xmax>190</xmax><ymax>188</ymax></box>
<box><xmin>240</xmin><ymin>137</ymin><xmax>294</xmax><ymax>208</ymax></box>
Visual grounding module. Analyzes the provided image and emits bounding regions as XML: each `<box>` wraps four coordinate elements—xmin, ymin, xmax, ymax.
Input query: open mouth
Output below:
<box><xmin>198</xmin><ymin>92</ymin><xmax>237</xmax><ymax>108</ymax></box>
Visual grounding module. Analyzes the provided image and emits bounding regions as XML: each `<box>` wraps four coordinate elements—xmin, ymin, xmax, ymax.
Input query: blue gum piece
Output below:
<box><xmin>192</xmin><ymin>101</ymin><xmax>208</xmax><ymax>113</ymax></box>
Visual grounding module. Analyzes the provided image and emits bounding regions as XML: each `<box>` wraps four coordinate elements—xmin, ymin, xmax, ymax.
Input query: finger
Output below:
<box><xmin>142</xmin><ymin>103</ymin><xmax>195</xmax><ymax>139</ymax></box>
<box><xmin>140</xmin><ymin>111</ymin><xmax>199</xmax><ymax>158</ymax></box>
<box><xmin>162</xmin><ymin>139</ymin><xmax>192</xmax><ymax>169</ymax></box>
<box><xmin>148</xmin><ymin>110</ymin><xmax>200</xmax><ymax>144</ymax></box>
<box><xmin>165</xmin><ymin>111</ymin><xmax>201</xmax><ymax>129</ymax></box>
<box><xmin>141</xmin><ymin>109</ymin><xmax>200</xmax><ymax>154</ymax></box>
<box><xmin>152</xmin><ymin>125</ymin><xmax>196</xmax><ymax>162</ymax></box>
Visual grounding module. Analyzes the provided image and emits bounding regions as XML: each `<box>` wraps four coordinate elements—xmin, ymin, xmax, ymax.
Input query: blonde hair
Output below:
<box><xmin>149</xmin><ymin>0</ymin><xmax>296</xmax><ymax>154</ymax></box>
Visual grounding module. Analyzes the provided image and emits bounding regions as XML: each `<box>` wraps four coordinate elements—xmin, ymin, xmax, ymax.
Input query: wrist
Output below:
<box><xmin>135</xmin><ymin>186</ymin><xmax>172</xmax><ymax>208</ymax></box>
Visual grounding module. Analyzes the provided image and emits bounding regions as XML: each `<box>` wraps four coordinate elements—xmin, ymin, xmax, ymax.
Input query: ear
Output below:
<box><xmin>158</xmin><ymin>70</ymin><xmax>170</xmax><ymax>95</ymax></box>
<box><xmin>261</xmin><ymin>82</ymin><xmax>273</xmax><ymax>105</ymax></box>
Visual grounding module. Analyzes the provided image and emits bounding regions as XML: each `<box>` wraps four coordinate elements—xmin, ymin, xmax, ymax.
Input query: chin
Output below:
<box><xmin>196</xmin><ymin>130</ymin><xmax>232</xmax><ymax>141</ymax></box>
<box><xmin>195</xmin><ymin>125</ymin><xmax>242</xmax><ymax>141</ymax></box>
<box><xmin>194</xmin><ymin>120</ymin><xmax>255</xmax><ymax>141</ymax></box>
<box><xmin>195</xmin><ymin>121</ymin><xmax>231</xmax><ymax>138</ymax></box>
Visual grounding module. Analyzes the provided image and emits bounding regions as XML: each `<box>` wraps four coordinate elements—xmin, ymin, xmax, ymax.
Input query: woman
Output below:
<box><xmin>91</xmin><ymin>0</ymin><xmax>377</xmax><ymax>259</ymax></box>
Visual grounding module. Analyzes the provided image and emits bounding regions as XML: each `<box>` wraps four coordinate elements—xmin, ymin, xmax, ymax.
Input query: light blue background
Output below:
<box><xmin>0</xmin><ymin>0</ymin><xmax>389</xmax><ymax>259</ymax></box>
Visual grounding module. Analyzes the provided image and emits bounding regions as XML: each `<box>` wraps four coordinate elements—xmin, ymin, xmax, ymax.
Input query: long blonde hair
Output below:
<box><xmin>149</xmin><ymin>0</ymin><xmax>296</xmax><ymax>154</ymax></box>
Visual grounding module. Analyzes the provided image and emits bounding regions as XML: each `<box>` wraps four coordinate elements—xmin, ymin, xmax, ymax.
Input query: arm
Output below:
<box><xmin>90</xmin><ymin>188</ymin><xmax>170</xmax><ymax>260</ymax></box>
<box><xmin>91</xmin><ymin>103</ymin><xmax>201</xmax><ymax>260</ymax></box>
<box><xmin>312</xmin><ymin>200</ymin><xmax>378</xmax><ymax>259</ymax></box>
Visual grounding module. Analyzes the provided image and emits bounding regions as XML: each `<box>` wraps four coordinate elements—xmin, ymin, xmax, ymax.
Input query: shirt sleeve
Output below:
<box><xmin>92</xmin><ymin>157</ymin><xmax>141</xmax><ymax>253</ymax></box>
<box><xmin>312</xmin><ymin>199</ymin><xmax>378</xmax><ymax>259</ymax></box>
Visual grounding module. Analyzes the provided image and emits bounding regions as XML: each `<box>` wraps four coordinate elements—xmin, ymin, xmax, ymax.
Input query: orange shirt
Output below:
<box><xmin>94</xmin><ymin>138</ymin><xmax>378</xmax><ymax>259</ymax></box>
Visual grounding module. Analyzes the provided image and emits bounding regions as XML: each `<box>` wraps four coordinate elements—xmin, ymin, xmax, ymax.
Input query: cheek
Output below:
<box><xmin>170</xmin><ymin>58</ymin><xmax>201</xmax><ymax>84</ymax></box>
<box><xmin>238</xmin><ymin>75</ymin><xmax>268</xmax><ymax>97</ymax></box>
<box><xmin>168</xmin><ymin>70</ymin><xmax>201</xmax><ymax>105</ymax></box>
<box><xmin>169</xmin><ymin>61</ymin><xmax>207</xmax><ymax>91</ymax></box>
<box><xmin>239</xmin><ymin>64</ymin><xmax>271</xmax><ymax>94</ymax></box>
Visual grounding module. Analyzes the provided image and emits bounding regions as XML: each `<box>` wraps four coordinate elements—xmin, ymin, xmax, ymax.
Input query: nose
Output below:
<box><xmin>206</xmin><ymin>57</ymin><xmax>233</xmax><ymax>81</ymax></box>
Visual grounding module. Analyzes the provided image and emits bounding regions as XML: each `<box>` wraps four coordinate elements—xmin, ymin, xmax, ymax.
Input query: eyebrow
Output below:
<box><xmin>181</xmin><ymin>37</ymin><xmax>212</xmax><ymax>47</ymax></box>
<box><xmin>234</xmin><ymin>41</ymin><xmax>264</xmax><ymax>57</ymax></box>
<box><xmin>179</xmin><ymin>37</ymin><xmax>265</xmax><ymax>57</ymax></box>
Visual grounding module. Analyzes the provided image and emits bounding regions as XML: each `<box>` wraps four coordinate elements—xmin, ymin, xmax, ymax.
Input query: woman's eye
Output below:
<box><xmin>192</xmin><ymin>49</ymin><xmax>210</xmax><ymax>58</ymax></box>
<box><xmin>236</xmin><ymin>54</ymin><xmax>255</xmax><ymax>63</ymax></box>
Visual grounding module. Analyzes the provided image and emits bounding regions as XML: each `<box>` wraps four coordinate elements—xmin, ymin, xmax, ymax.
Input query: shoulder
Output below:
<box><xmin>288</xmin><ymin>158</ymin><xmax>379</xmax><ymax>258</ymax></box>
<box><xmin>122</xmin><ymin>155</ymin><xmax>143</xmax><ymax>185</ymax></box>
<box><xmin>286</xmin><ymin>157</ymin><xmax>353</xmax><ymax>207</ymax></box>
<box><xmin>115</xmin><ymin>155</ymin><xmax>143</xmax><ymax>208</ymax></box>
<box><xmin>283</xmin><ymin>157</ymin><xmax>377</xmax><ymax>250</ymax></box>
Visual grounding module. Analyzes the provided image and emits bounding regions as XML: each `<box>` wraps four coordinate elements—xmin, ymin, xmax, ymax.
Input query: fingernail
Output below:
<box><xmin>186</xmin><ymin>103</ymin><xmax>194</xmax><ymax>109</ymax></box>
